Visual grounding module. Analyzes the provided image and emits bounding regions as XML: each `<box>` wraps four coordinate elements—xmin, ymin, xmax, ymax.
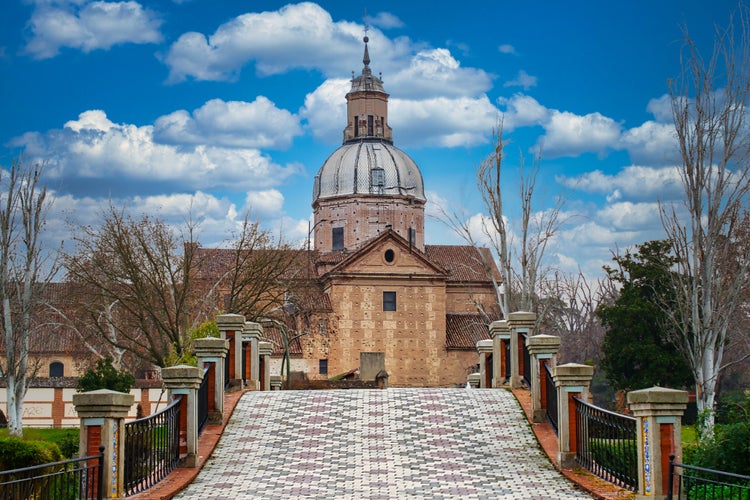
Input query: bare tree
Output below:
<box><xmin>661</xmin><ymin>6</ymin><xmax>750</xmax><ymax>436</ymax></box>
<box><xmin>439</xmin><ymin>123</ymin><xmax>565</xmax><ymax>321</ymax></box>
<box><xmin>0</xmin><ymin>159</ymin><xmax>58</xmax><ymax>436</ymax></box>
<box><xmin>64</xmin><ymin>206</ymin><xmax>207</xmax><ymax>368</ymax></box>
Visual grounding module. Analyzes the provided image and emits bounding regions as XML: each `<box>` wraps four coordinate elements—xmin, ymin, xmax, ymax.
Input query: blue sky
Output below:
<box><xmin>0</xmin><ymin>1</ymin><xmax>739</xmax><ymax>279</ymax></box>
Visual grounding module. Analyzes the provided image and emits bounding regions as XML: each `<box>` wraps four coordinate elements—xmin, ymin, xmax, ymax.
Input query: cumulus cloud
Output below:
<box><xmin>24</xmin><ymin>0</ymin><xmax>162</xmax><ymax>59</ymax></box>
<box><xmin>387</xmin><ymin>48</ymin><xmax>492</xmax><ymax>99</ymax></box>
<box><xmin>541</xmin><ymin>110</ymin><xmax>622</xmax><ymax>158</ymax></box>
<box><xmin>11</xmin><ymin>109</ymin><xmax>301</xmax><ymax>196</ymax></box>
<box><xmin>300</xmin><ymin>78</ymin><xmax>350</xmax><ymax>143</ymax></box>
<box><xmin>498</xmin><ymin>94</ymin><xmax>549</xmax><ymax>130</ymax></box>
<box><xmin>154</xmin><ymin>97</ymin><xmax>302</xmax><ymax>150</ymax></box>
<box><xmin>621</xmin><ymin>120</ymin><xmax>677</xmax><ymax>165</ymax></box>
<box><xmin>163</xmin><ymin>2</ymin><xmax>412</xmax><ymax>82</ymax></box>
<box><xmin>503</xmin><ymin>70</ymin><xmax>537</xmax><ymax>90</ymax></box>
<box><xmin>557</xmin><ymin>165</ymin><xmax>683</xmax><ymax>202</ymax></box>
<box><xmin>596</xmin><ymin>201</ymin><xmax>662</xmax><ymax>231</ymax></box>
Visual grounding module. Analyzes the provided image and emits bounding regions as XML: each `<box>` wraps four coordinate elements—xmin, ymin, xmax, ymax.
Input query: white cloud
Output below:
<box><xmin>597</xmin><ymin>201</ymin><xmax>662</xmax><ymax>231</ymax></box>
<box><xmin>387</xmin><ymin>48</ymin><xmax>492</xmax><ymax>99</ymax></box>
<box><xmin>243</xmin><ymin>189</ymin><xmax>285</xmax><ymax>217</ymax></box>
<box><xmin>154</xmin><ymin>97</ymin><xmax>302</xmax><ymax>150</ymax></box>
<box><xmin>365</xmin><ymin>11</ymin><xmax>404</xmax><ymax>29</ymax></box>
<box><xmin>390</xmin><ymin>95</ymin><xmax>499</xmax><ymax>147</ymax></box>
<box><xmin>621</xmin><ymin>120</ymin><xmax>677</xmax><ymax>166</ymax></box>
<box><xmin>498</xmin><ymin>44</ymin><xmax>516</xmax><ymax>54</ymax></box>
<box><xmin>540</xmin><ymin>110</ymin><xmax>622</xmax><ymax>157</ymax></box>
<box><xmin>300</xmin><ymin>78</ymin><xmax>350</xmax><ymax>143</ymax></box>
<box><xmin>11</xmin><ymin>109</ymin><xmax>301</xmax><ymax>195</ymax></box>
<box><xmin>24</xmin><ymin>0</ymin><xmax>162</xmax><ymax>59</ymax></box>
<box><xmin>646</xmin><ymin>94</ymin><xmax>674</xmax><ymax>123</ymax></box>
<box><xmin>163</xmin><ymin>2</ymin><xmax>413</xmax><ymax>83</ymax></box>
<box><xmin>557</xmin><ymin>165</ymin><xmax>683</xmax><ymax>202</ymax></box>
<box><xmin>498</xmin><ymin>94</ymin><xmax>549</xmax><ymax>130</ymax></box>
<box><xmin>503</xmin><ymin>70</ymin><xmax>537</xmax><ymax>90</ymax></box>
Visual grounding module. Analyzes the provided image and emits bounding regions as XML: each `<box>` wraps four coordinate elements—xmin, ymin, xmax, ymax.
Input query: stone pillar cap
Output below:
<box><xmin>476</xmin><ymin>339</ymin><xmax>493</xmax><ymax>352</ymax></box>
<box><xmin>508</xmin><ymin>311</ymin><xmax>536</xmax><ymax>328</ymax></box>
<box><xmin>216</xmin><ymin>314</ymin><xmax>246</xmax><ymax>329</ymax></box>
<box><xmin>194</xmin><ymin>337</ymin><xmax>230</xmax><ymax>357</ymax></box>
<box><xmin>73</xmin><ymin>389</ymin><xmax>134</xmax><ymax>418</ymax></box>
<box><xmin>161</xmin><ymin>364</ymin><xmax>203</xmax><ymax>389</ymax></box>
<box><xmin>258</xmin><ymin>341</ymin><xmax>274</xmax><ymax>356</ymax></box>
<box><xmin>627</xmin><ymin>386</ymin><xmax>690</xmax><ymax>405</ymax></box>
<box><xmin>553</xmin><ymin>363</ymin><xmax>594</xmax><ymax>385</ymax></box>
<box><xmin>489</xmin><ymin>320</ymin><xmax>510</xmax><ymax>338</ymax></box>
<box><xmin>527</xmin><ymin>334</ymin><xmax>561</xmax><ymax>354</ymax></box>
<box><xmin>243</xmin><ymin>321</ymin><xmax>263</xmax><ymax>339</ymax></box>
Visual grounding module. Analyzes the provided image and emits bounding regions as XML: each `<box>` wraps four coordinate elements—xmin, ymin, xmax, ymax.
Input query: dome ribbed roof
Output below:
<box><xmin>313</xmin><ymin>140</ymin><xmax>425</xmax><ymax>202</ymax></box>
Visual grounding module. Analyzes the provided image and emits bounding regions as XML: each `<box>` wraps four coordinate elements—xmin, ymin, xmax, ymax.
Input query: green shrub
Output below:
<box><xmin>0</xmin><ymin>437</ymin><xmax>63</xmax><ymax>471</ymax></box>
<box><xmin>77</xmin><ymin>356</ymin><xmax>135</xmax><ymax>393</ymax></box>
<box><xmin>684</xmin><ymin>421</ymin><xmax>750</xmax><ymax>477</ymax></box>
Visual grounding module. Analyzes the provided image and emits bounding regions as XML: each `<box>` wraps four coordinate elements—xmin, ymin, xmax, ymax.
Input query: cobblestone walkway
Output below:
<box><xmin>175</xmin><ymin>388</ymin><xmax>592</xmax><ymax>499</ymax></box>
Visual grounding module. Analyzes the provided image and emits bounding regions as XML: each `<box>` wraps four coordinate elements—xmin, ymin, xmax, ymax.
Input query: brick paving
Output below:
<box><xmin>173</xmin><ymin>388</ymin><xmax>592</xmax><ymax>499</ymax></box>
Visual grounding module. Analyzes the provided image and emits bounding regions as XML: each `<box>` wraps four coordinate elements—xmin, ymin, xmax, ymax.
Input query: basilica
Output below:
<box><xmin>273</xmin><ymin>37</ymin><xmax>502</xmax><ymax>386</ymax></box>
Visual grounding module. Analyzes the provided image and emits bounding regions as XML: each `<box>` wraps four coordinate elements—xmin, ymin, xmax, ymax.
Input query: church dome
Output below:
<box><xmin>313</xmin><ymin>139</ymin><xmax>426</xmax><ymax>203</ymax></box>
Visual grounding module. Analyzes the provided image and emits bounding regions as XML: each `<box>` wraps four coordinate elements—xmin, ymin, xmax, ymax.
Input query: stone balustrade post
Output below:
<box><xmin>476</xmin><ymin>339</ymin><xmax>494</xmax><ymax>388</ymax></box>
<box><xmin>627</xmin><ymin>387</ymin><xmax>689</xmax><ymax>499</ymax></box>
<box><xmin>194</xmin><ymin>337</ymin><xmax>229</xmax><ymax>423</ymax></box>
<box><xmin>73</xmin><ymin>389</ymin><xmax>134</xmax><ymax>499</ymax></box>
<box><xmin>508</xmin><ymin>311</ymin><xmax>536</xmax><ymax>389</ymax></box>
<box><xmin>467</xmin><ymin>373</ymin><xmax>480</xmax><ymax>388</ymax></box>
<box><xmin>161</xmin><ymin>365</ymin><xmax>203</xmax><ymax>467</ymax></box>
<box><xmin>270</xmin><ymin>374</ymin><xmax>282</xmax><ymax>391</ymax></box>
<box><xmin>553</xmin><ymin>363</ymin><xmax>594</xmax><ymax>468</ymax></box>
<box><xmin>258</xmin><ymin>341</ymin><xmax>273</xmax><ymax>391</ymax></box>
<box><xmin>489</xmin><ymin>320</ymin><xmax>510</xmax><ymax>387</ymax></box>
<box><xmin>243</xmin><ymin>322</ymin><xmax>263</xmax><ymax>390</ymax></box>
<box><xmin>216</xmin><ymin>314</ymin><xmax>246</xmax><ymax>389</ymax></box>
<box><xmin>527</xmin><ymin>334</ymin><xmax>561</xmax><ymax>423</ymax></box>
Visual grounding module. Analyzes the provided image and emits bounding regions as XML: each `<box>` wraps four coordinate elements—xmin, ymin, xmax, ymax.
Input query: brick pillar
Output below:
<box><xmin>489</xmin><ymin>320</ymin><xmax>509</xmax><ymax>387</ymax></box>
<box><xmin>508</xmin><ymin>311</ymin><xmax>535</xmax><ymax>389</ymax></box>
<box><xmin>627</xmin><ymin>387</ymin><xmax>689</xmax><ymax>499</ymax></box>
<box><xmin>476</xmin><ymin>339</ymin><xmax>493</xmax><ymax>388</ymax></box>
<box><xmin>527</xmin><ymin>334</ymin><xmax>561</xmax><ymax>423</ymax></box>
<box><xmin>216</xmin><ymin>313</ymin><xmax>246</xmax><ymax>389</ymax></box>
<box><xmin>161</xmin><ymin>365</ymin><xmax>203</xmax><ymax>468</ymax></box>
<box><xmin>243</xmin><ymin>321</ymin><xmax>262</xmax><ymax>390</ymax></box>
<box><xmin>553</xmin><ymin>363</ymin><xmax>594</xmax><ymax>468</ymax></box>
<box><xmin>258</xmin><ymin>341</ymin><xmax>273</xmax><ymax>391</ymax></box>
<box><xmin>73</xmin><ymin>389</ymin><xmax>134</xmax><ymax>499</ymax></box>
<box><xmin>194</xmin><ymin>337</ymin><xmax>229</xmax><ymax>424</ymax></box>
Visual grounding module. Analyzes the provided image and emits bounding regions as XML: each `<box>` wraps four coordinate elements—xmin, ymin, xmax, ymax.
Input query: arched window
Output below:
<box><xmin>49</xmin><ymin>361</ymin><xmax>64</xmax><ymax>378</ymax></box>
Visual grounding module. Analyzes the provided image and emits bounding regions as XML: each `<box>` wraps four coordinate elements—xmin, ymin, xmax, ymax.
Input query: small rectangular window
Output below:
<box><xmin>368</xmin><ymin>115</ymin><xmax>374</xmax><ymax>135</ymax></box>
<box><xmin>332</xmin><ymin>227</ymin><xmax>344</xmax><ymax>250</ymax></box>
<box><xmin>383</xmin><ymin>291</ymin><xmax>396</xmax><ymax>311</ymax></box>
<box><xmin>408</xmin><ymin>227</ymin><xmax>416</xmax><ymax>246</ymax></box>
<box><xmin>319</xmin><ymin>359</ymin><xmax>328</xmax><ymax>375</ymax></box>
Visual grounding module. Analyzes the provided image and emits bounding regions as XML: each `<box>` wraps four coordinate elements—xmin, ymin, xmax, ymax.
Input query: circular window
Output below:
<box><xmin>384</xmin><ymin>249</ymin><xmax>395</xmax><ymax>263</ymax></box>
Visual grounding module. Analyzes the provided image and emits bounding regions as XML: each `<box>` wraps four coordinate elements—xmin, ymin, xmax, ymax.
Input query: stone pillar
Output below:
<box><xmin>216</xmin><ymin>313</ymin><xmax>245</xmax><ymax>389</ymax></box>
<box><xmin>73</xmin><ymin>389</ymin><xmax>134</xmax><ymax>499</ymax></box>
<box><xmin>194</xmin><ymin>337</ymin><xmax>229</xmax><ymax>423</ymax></box>
<box><xmin>243</xmin><ymin>321</ymin><xmax>263</xmax><ymax>390</ymax></box>
<box><xmin>467</xmin><ymin>373</ymin><xmax>480</xmax><ymax>388</ymax></box>
<box><xmin>627</xmin><ymin>387</ymin><xmax>689</xmax><ymax>499</ymax></box>
<box><xmin>258</xmin><ymin>341</ymin><xmax>273</xmax><ymax>391</ymax></box>
<box><xmin>553</xmin><ymin>363</ymin><xmax>594</xmax><ymax>468</ymax></box>
<box><xmin>476</xmin><ymin>339</ymin><xmax>494</xmax><ymax>388</ymax></box>
<box><xmin>161</xmin><ymin>365</ymin><xmax>203</xmax><ymax>468</ymax></box>
<box><xmin>489</xmin><ymin>320</ymin><xmax>510</xmax><ymax>387</ymax></box>
<box><xmin>508</xmin><ymin>311</ymin><xmax>535</xmax><ymax>389</ymax></box>
<box><xmin>270</xmin><ymin>374</ymin><xmax>282</xmax><ymax>391</ymax></box>
<box><xmin>527</xmin><ymin>334</ymin><xmax>561</xmax><ymax>423</ymax></box>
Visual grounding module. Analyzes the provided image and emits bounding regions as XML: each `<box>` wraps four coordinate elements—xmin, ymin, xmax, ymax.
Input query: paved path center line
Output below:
<box><xmin>175</xmin><ymin>388</ymin><xmax>592</xmax><ymax>499</ymax></box>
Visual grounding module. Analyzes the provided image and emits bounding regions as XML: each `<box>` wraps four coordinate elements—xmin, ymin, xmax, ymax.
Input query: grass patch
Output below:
<box><xmin>682</xmin><ymin>425</ymin><xmax>698</xmax><ymax>445</ymax></box>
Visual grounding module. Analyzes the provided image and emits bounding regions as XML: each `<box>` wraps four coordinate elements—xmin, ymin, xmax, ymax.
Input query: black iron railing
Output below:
<box><xmin>544</xmin><ymin>361</ymin><xmax>558</xmax><ymax>433</ymax></box>
<box><xmin>124</xmin><ymin>395</ymin><xmax>181</xmax><ymax>496</ymax></box>
<box><xmin>522</xmin><ymin>334</ymin><xmax>531</xmax><ymax>386</ymax></box>
<box><xmin>0</xmin><ymin>446</ymin><xmax>104</xmax><ymax>499</ymax></box>
<box><xmin>198</xmin><ymin>366</ymin><xmax>210</xmax><ymax>434</ymax></box>
<box><xmin>668</xmin><ymin>455</ymin><xmax>750</xmax><ymax>499</ymax></box>
<box><xmin>574</xmin><ymin>396</ymin><xmax>638</xmax><ymax>491</ymax></box>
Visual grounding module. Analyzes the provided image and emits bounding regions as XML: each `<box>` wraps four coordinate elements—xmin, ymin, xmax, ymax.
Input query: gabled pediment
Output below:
<box><xmin>322</xmin><ymin>230</ymin><xmax>447</xmax><ymax>278</ymax></box>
